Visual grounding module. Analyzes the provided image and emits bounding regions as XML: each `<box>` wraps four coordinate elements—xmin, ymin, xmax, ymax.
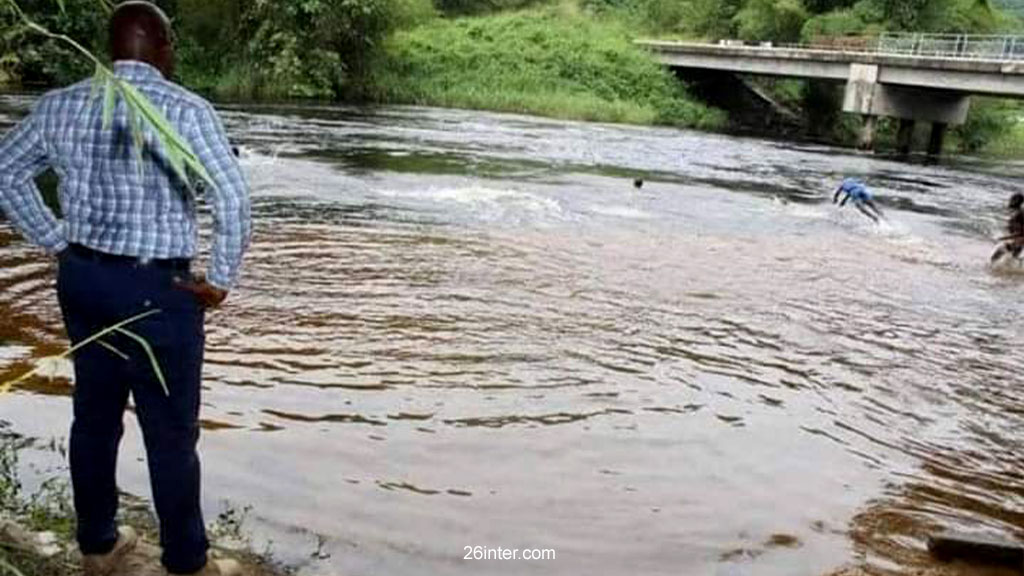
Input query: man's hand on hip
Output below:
<box><xmin>174</xmin><ymin>274</ymin><xmax>228</xmax><ymax>309</ymax></box>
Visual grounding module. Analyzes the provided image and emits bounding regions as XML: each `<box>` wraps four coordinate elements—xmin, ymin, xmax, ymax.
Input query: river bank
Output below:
<box><xmin>4</xmin><ymin>93</ymin><xmax>1024</xmax><ymax>575</ymax></box>
<box><xmin>0</xmin><ymin>429</ymin><xmax>286</xmax><ymax>576</ymax></box>
<box><xmin>5</xmin><ymin>4</ymin><xmax>1024</xmax><ymax>156</ymax></box>
<box><xmin>367</xmin><ymin>6</ymin><xmax>726</xmax><ymax>129</ymax></box>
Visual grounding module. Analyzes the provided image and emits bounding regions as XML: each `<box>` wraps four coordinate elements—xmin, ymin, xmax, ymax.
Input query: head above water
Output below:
<box><xmin>1010</xmin><ymin>193</ymin><xmax>1024</xmax><ymax>210</ymax></box>
<box><xmin>109</xmin><ymin>1</ymin><xmax>174</xmax><ymax>77</ymax></box>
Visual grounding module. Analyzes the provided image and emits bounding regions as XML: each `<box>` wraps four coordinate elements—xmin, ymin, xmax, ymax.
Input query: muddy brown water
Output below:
<box><xmin>2</xmin><ymin>94</ymin><xmax>1024</xmax><ymax>576</ymax></box>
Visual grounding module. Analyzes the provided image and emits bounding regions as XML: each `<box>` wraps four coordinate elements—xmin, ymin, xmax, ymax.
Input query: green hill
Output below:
<box><xmin>995</xmin><ymin>0</ymin><xmax>1024</xmax><ymax>18</ymax></box>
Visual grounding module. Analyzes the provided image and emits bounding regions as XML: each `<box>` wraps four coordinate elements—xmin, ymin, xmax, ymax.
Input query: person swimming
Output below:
<box><xmin>834</xmin><ymin>178</ymin><xmax>884</xmax><ymax>223</ymax></box>
<box><xmin>990</xmin><ymin>192</ymin><xmax>1024</xmax><ymax>264</ymax></box>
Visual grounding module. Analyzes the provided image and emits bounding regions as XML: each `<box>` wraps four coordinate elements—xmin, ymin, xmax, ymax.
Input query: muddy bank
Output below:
<box><xmin>0</xmin><ymin>481</ymin><xmax>287</xmax><ymax>576</ymax></box>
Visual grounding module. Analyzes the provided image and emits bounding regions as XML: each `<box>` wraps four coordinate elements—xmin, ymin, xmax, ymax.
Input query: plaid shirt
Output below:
<box><xmin>0</xmin><ymin>61</ymin><xmax>250</xmax><ymax>289</ymax></box>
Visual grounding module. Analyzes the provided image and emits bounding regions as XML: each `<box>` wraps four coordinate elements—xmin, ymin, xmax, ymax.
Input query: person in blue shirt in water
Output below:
<box><xmin>833</xmin><ymin>178</ymin><xmax>884</xmax><ymax>223</ymax></box>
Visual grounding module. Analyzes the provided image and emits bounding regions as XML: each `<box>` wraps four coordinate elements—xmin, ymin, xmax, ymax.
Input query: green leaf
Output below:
<box><xmin>97</xmin><ymin>339</ymin><xmax>129</xmax><ymax>361</ymax></box>
<box><xmin>62</xmin><ymin>309</ymin><xmax>160</xmax><ymax>357</ymax></box>
<box><xmin>88</xmin><ymin>65</ymin><xmax>104</xmax><ymax>103</ymax></box>
<box><xmin>101</xmin><ymin>77</ymin><xmax>115</xmax><ymax>130</ymax></box>
<box><xmin>120</xmin><ymin>85</ymin><xmax>146</xmax><ymax>179</ymax></box>
<box><xmin>114</xmin><ymin>328</ymin><xmax>169</xmax><ymax>397</ymax></box>
<box><xmin>164</xmin><ymin>145</ymin><xmax>187</xmax><ymax>190</ymax></box>
<box><xmin>118</xmin><ymin>80</ymin><xmax>215</xmax><ymax>189</ymax></box>
<box><xmin>54</xmin><ymin>0</ymin><xmax>65</xmax><ymax>15</ymax></box>
<box><xmin>2</xmin><ymin>309</ymin><xmax>161</xmax><ymax>395</ymax></box>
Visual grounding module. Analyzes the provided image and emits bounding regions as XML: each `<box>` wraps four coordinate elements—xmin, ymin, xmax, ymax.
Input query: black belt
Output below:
<box><xmin>67</xmin><ymin>244</ymin><xmax>191</xmax><ymax>271</ymax></box>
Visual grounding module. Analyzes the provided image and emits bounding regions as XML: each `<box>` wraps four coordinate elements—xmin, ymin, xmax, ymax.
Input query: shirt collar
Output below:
<box><xmin>112</xmin><ymin>60</ymin><xmax>165</xmax><ymax>82</ymax></box>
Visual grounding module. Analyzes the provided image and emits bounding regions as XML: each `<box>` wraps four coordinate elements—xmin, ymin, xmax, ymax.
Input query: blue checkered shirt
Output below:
<box><xmin>0</xmin><ymin>60</ymin><xmax>250</xmax><ymax>289</ymax></box>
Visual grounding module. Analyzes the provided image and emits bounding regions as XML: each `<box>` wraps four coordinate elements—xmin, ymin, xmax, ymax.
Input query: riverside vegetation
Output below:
<box><xmin>0</xmin><ymin>425</ymin><xmax>285</xmax><ymax>576</ymax></box>
<box><xmin>3</xmin><ymin>0</ymin><xmax>1024</xmax><ymax>152</ymax></box>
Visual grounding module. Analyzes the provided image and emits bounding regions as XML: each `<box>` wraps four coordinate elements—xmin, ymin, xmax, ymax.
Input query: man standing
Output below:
<box><xmin>0</xmin><ymin>2</ymin><xmax>250</xmax><ymax>575</ymax></box>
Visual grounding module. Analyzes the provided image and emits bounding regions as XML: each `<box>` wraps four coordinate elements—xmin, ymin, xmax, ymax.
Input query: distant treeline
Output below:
<box><xmin>2</xmin><ymin>0</ymin><xmax>1023</xmax><ymax>153</ymax></box>
<box><xmin>4</xmin><ymin>0</ymin><xmax>1018</xmax><ymax>97</ymax></box>
<box><xmin>996</xmin><ymin>0</ymin><xmax>1024</xmax><ymax>18</ymax></box>
<box><xmin>1</xmin><ymin>0</ymin><xmax>431</xmax><ymax>98</ymax></box>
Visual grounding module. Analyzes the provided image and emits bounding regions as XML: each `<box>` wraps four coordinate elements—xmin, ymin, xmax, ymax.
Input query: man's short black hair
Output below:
<box><xmin>109</xmin><ymin>1</ymin><xmax>173</xmax><ymax>57</ymax></box>
<box><xmin>1010</xmin><ymin>193</ymin><xmax>1024</xmax><ymax>210</ymax></box>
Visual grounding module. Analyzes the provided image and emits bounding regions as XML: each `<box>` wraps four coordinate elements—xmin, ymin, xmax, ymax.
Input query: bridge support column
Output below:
<box><xmin>896</xmin><ymin>119</ymin><xmax>916</xmax><ymax>156</ymax></box>
<box><xmin>859</xmin><ymin>116</ymin><xmax>877</xmax><ymax>150</ymax></box>
<box><xmin>842</xmin><ymin>65</ymin><xmax>970</xmax><ymax>155</ymax></box>
<box><xmin>928</xmin><ymin>123</ymin><xmax>948</xmax><ymax>156</ymax></box>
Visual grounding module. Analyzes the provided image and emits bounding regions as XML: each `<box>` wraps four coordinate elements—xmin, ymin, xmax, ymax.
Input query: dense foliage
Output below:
<box><xmin>1</xmin><ymin>0</ymin><xmax>434</xmax><ymax>97</ymax></box>
<box><xmin>373</xmin><ymin>8</ymin><xmax>726</xmax><ymax>127</ymax></box>
<box><xmin>582</xmin><ymin>0</ymin><xmax>1015</xmax><ymax>40</ymax></box>
<box><xmin>2</xmin><ymin>0</ymin><xmax>1023</xmax><ymax>150</ymax></box>
<box><xmin>0</xmin><ymin>0</ymin><xmax>106</xmax><ymax>86</ymax></box>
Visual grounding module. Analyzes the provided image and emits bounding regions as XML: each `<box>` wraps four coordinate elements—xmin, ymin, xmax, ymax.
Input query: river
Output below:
<box><xmin>1</xmin><ymin>94</ymin><xmax>1024</xmax><ymax>576</ymax></box>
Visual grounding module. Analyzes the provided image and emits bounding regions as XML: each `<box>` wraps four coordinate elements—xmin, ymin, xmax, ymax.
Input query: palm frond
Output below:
<box><xmin>113</xmin><ymin>328</ymin><xmax>169</xmax><ymax>396</ymax></box>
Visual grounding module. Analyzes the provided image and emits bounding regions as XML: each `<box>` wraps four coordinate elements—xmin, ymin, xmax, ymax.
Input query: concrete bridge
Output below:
<box><xmin>638</xmin><ymin>34</ymin><xmax>1024</xmax><ymax>154</ymax></box>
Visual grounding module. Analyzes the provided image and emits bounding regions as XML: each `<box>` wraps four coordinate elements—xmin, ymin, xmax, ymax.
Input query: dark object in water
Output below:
<box><xmin>928</xmin><ymin>531</ymin><xmax>1024</xmax><ymax>567</ymax></box>
<box><xmin>231</xmin><ymin>146</ymin><xmax>240</xmax><ymax>158</ymax></box>
<box><xmin>633</xmin><ymin>179</ymin><xmax>643</xmax><ymax>189</ymax></box>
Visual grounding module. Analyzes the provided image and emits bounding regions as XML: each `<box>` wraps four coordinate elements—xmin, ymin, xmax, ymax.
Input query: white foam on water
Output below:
<box><xmin>381</xmin><ymin>185</ymin><xmax>568</xmax><ymax>224</ymax></box>
<box><xmin>868</xmin><ymin>217</ymin><xmax>958</xmax><ymax>268</ymax></box>
<box><xmin>0</xmin><ymin>345</ymin><xmax>32</xmax><ymax>370</ymax></box>
<box><xmin>785</xmin><ymin>203</ymin><xmax>831</xmax><ymax>221</ymax></box>
<box><xmin>794</xmin><ymin>203</ymin><xmax>954</xmax><ymax>269</ymax></box>
<box><xmin>588</xmin><ymin>204</ymin><xmax>654</xmax><ymax>220</ymax></box>
<box><xmin>990</xmin><ymin>254</ymin><xmax>1024</xmax><ymax>275</ymax></box>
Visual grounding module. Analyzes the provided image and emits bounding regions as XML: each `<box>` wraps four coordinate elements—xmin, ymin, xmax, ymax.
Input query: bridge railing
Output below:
<box><xmin>727</xmin><ymin>33</ymin><xmax>1024</xmax><ymax>61</ymax></box>
<box><xmin>876</xmin><ymin>32</ymin><xmax>1024</xmax><ymax>61</ymax></box>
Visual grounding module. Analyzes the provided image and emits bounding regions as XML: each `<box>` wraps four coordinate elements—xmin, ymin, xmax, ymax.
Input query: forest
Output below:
<box><xmin>2</xmin><ymin>0</ymin><xmax>1024</xmax><ymax>152</ymax></box>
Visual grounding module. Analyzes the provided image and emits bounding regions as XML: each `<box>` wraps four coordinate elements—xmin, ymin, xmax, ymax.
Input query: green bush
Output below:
<box><xmin>373</xmin><ymin>8</ymin><xmax>725</xmax><ymax>127</ymax></box>
<box><xmin>953</xmin><ymin>98</ymin><xmax>1021</xmax><ymax>153</ymax></box>
<box><xmin>433</xmin><ymin>0</ymin><xmax>544</xmax><ymax>16</ymax></box>
<box><xmin>734</xmin><ymin>0</ymin><xmax>809</xmax><ymax>42</ymax></box>
<box><xmin>917</xmin><ymin>0</ymin><xmax>1004</xmax><ymax>31</ymax></box>
<box><xmin>241</xmin><ymin>0</ymin><xmax>395</xmax><ymax>98</ymax></box>
<box><xmin>667</xmin><ymin>0</ymin><xmax>743</xmax><ymax>38</ymax></box>
<box><xmin>391</xmin><ymin>0</ymin><xmax>438</xmax><ymax>28</ymax></box>
<box><xmin>234</xmin><ymin>0</ymin><xmax>436</xmax><ymax>99</ymax></box>
<box><xmin>801</xmin><ymin>0</ymin><xmax>884</xmax><ymax>39</ymax></box>
<box><xmin>0</xmin><ymin>0</ymin><xmax>106</xmax><ymax>86</ymax></box>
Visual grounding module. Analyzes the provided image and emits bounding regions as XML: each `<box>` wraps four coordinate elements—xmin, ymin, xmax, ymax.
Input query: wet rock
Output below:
<box><xmin>0</xmin><ymin>516</ymin><xmax>36</xmax><ymax>551</ymax></box>
<box><xmin>0</xmin><ymin>516</ymin><xmax>60</xmax><ymax>557</ymax></box>
<box><xmin>33</xmin><ymin>531</ymin><xmax>60</xmax><ymax>557</ymax></box>
<box><xmin>928</xmin><ymin>531</ymin><xmax>1024</xmax><ymax>567</ymax></box>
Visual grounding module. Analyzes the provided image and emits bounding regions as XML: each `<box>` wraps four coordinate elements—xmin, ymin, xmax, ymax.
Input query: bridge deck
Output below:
<box><xmin>637</xmin><ymin>40</ymin><xmax>1024</xmax><ymax>97</ymax></box>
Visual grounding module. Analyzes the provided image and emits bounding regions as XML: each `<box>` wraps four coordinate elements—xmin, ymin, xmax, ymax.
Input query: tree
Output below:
<box><xmin>0</xmin><ymin>0</ymin><xmax>106</xmax><ymax>86</ymax></box>
<box><xmin>734</xmin><ymin>0</ymin><xmax>809</xmax><ymax>42</ymax></box>
<box><xmin>882</xmin><ymin>0</ymin><xmax>929</xmax><ymax>29</ymax></box>
<box><xmin>243</xmin><ymin>0</ymin><xmax>399</xmax><ymax>98</ymax></box>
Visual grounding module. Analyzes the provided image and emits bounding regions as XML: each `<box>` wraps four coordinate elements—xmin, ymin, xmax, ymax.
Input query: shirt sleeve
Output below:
<box><xmin>187</xmin><ymin>102</ymin><xmax>251</xmax><ymax>290</ymax></box>
<box><xmin>0</xmin><ymin>110</ymin><xmax>67</xmax><ymax>253</ymax></box>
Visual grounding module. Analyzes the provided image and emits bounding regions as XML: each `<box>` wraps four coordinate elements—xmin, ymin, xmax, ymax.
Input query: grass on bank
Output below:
<box><xmin>371</xmin><ymin>6</ymin><xmax>726</xmax><ymax>129</ymax></box>
<box><xmin>0</xmin><ymin>428</ymin><xmax>285</xmax><ymax>576</ymax></box>
<box><xmin>976</xmin><ymin>122</ymin><xmax>1024</xmax><ymax>156</ymax></box>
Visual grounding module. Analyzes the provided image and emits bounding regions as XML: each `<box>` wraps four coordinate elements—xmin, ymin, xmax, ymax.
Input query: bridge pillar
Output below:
<box><xmin>896</xmin><ymin>119</ymin><xmax>916</xmax><ymax>156</ymax></box>
<box><xmin>859</xmin><ymin>116</ymin><xmax>877</xmax><ymax>150</ymax></box>
<box><xmin>842</xmin><ymin>63</ymin><xmax>970</xmax><ymax>154</ymax></box>
<box><xmin>928</xmin><ymin>123</ymin><xmax>948</xmax><ymax>156</ymax></box>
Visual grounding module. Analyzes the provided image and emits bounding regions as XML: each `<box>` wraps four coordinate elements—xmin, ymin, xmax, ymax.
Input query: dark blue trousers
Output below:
<box><xmin>57</xmin><ymin>246</ymin><xmax>209</xmax><ymax>574</ymax></box>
